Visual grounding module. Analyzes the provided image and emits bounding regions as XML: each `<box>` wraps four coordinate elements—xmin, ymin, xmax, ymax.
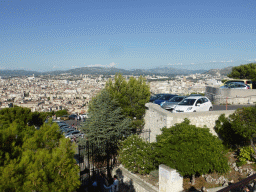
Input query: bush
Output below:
<box><xmin>118</xmin><ymin>135</ymin><xmax>156</xmax><ymax>174</ymax></box>
<box><xmin>237</xmin><ymin>146</ymin><xmax>255</xmax><ymax>166</ymax></box>
<box><xmin>154</xmin><ymin>119</ymin><xmax>229</xmax><ymax>181</ymax></box>
<box><xmin>149</xmin><ymin>169</ymin><xmax>159</xmax><ymax>178</ymax></box>
<box><xmin>215</xmin><ymin>114</ymin><xmax>247</xmax><ymax>148</ymax></box>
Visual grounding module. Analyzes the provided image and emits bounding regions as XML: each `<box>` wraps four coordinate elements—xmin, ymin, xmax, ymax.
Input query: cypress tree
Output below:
<box><xmin>79</xmin><ymin>89</ymin><xmax>132</xmax><ymax>177</ymax></box>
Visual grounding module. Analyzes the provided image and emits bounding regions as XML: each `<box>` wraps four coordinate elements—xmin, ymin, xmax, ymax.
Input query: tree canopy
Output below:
<box><xmin>0</xmin><ymin>107</ymin><xmax>80</xmax><ymax>191</ymax></box>
<box><xmin>105</xmin><ymin>73</ymin><xmax>151</xmax><ymax>131</ymax></box>
<box><xmin>154</xmin><ymin>119</ymin><xmax>229</xmax><ymax>184</ymax></box>
<box><xmin>118</xmin><ymin>134</ymin><xmax>156</xmax><ymax>174</ymax></box>
<box><xmin>215</xmin><ymin>106</ymin><xmax>256</xmax><ymax>155</ymax></box>
<box><xmin>227</xmin><ymin>63</ymin><xmax>256</xmax><ymax>80</ymax></box>
<box><xmin>79</xmin><ymin>89</ymin><xmax>132</xmax><ymax>177</ymax></box>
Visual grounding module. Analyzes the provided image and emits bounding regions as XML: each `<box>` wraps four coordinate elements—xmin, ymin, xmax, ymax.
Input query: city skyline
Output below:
<box><xmin>1</xmin><ymin>0</ymin><xmax>256</xmax><ymax>72</ymax></box>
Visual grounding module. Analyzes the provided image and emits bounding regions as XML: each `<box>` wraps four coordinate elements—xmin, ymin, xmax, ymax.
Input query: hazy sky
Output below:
<box><xmin>1</xmin><ymin>0</ymin><xmax>256</xmax><ymax>72</ymax></box>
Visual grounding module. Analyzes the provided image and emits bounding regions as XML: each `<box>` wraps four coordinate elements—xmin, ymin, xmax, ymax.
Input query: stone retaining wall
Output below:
<box><xmin>143</xmin><ymin>103</ymin><xmax>235</xmax><ymax>142</ymax></box>
<box><xmin>112</xmin><ymin>165</ymin><xmax>158</xmax><ymax>192</ymax></box>
<box><xmin>206</xmin><ymin>86</ymin><xmax>256</xmax><ymax>105</ymax></box>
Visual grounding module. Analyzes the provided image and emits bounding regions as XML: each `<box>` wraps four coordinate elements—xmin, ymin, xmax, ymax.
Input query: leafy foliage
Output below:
<box><xmin>227</xmin><ymin>63</ymin><xmax>256</xmax><ymax>80</ymax></box>
<box><xmin>79</xmin><ymin>89</ymin><xmax>132</xmax><ymax>176</ymax></box>
<box><xmin>221</xmin><ymin>106</ymin><xmax>256</xmax><ymax>157</ymax></box>
<box><xmin>118</xmin><ymin>135</ymin><xmax>156</xmax><ymax>174</ymax></box>
<box><xmin>237</xmin><ymin>146</ymin><xmax>255</xmax><ymax>166</ymax></box>
<box><xmin>54</xmin><ymin>109</ymin><xmax>69</xmax><ymax>117</ymax></box>
<box><xmin>215</xmin><ymin>114</ymin><xmax>246</xmax><ymax>148</ymax></box>
<box><xmin>215</xmin><ymin>106</ymin><xmax>256</xmax><ymax>165</ymax></box>
<box><xmin>0</xmin><ymin>108</ymin><xmax>80</xmax><ymax>191</ymax></box>
<box><xmin>0</xmin><ymin>107</ymin><xmax>50</xmax><ymax>129</ymax></box>
<box><xmin>154</xmin><ymin>119</ymin><xmax>229</xmax><ymax>179</ymax></box>
<box><xmin>228</xmin><ymin>106</ymin><xmax>256</xmax><ymax>141</ymax></box>
<box><xmin>105</xmin><ymin>73</ymin><xmax>151</xmax><ymax>131</ymax></box>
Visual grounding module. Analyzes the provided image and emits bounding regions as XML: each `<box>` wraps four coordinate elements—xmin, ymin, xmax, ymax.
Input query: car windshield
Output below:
<box><xmin>178</xmin><ymin>99</ymin><xmax>196</xmax><ymax>106</ymax></box>
<box><xmin>225</xmin><ymin>82</ymin><xmax>246</xmax><ymax>88</ymax></box>
<box><xmin>225</xmin><ymin>81</ymin><xmax>244</xmax><ymax>85</ymax></box>
<box><xmin>169</xmin><ymin>97</ymin><xmax>184</xmax><ymax>102</ymax></box>
<box><xmin>159</xmin><ymin>95</ymin><xmax>176</xmax><ymax>100</ymax></box>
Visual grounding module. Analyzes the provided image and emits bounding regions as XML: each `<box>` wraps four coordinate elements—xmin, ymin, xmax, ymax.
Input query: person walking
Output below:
<box><xmin>104</xmin><ymin>175</ymin><xmax>119</xmax><ymax>192</ymax></box>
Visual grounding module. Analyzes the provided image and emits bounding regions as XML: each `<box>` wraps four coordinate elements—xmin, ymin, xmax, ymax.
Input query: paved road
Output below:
<box><xmin>213</xmin><ymin>104</ymin><xmax>255</xmax><ymax>111</ymax></box>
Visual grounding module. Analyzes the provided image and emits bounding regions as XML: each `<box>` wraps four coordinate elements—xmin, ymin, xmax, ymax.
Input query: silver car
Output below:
<box><xmin>65</xmin><ymin>131</ymin><xmax>84</xmax><ymax>139</ymax></box>
<box><xmin>161</xmin><ymin>96</ymin><xmax>187</xmax><ymax>112</ymax></box>
<box><xmin>220</xmin><ymin>82</ymin><xmax>250</xmax><ymax>89</ymax></box>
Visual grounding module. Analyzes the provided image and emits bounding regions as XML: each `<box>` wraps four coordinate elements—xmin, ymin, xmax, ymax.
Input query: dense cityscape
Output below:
<box><xmin>0</xmin><ymin>70</ymin><xmax>226</xmax><ymax>115</ymax></box>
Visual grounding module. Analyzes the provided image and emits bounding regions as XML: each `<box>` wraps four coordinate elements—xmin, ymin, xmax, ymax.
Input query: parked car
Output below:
<box><xmin>189</xmin><ymin>94</ymin><xmax>204</xmax><ymax>96</ymax></box>
<box><xmin>69</xmin><ymin>114</ymin><xmax>77</xmax><ymax>120</ymax></box>
<box><xmin>149</xmin><ymin>94</ymin><xmax>165</xmax><ymax>102</ymax></box>
<box><xmin>59</xmin><ymin>124</ymin><xmax>69</xmax><ymax>128</ymax></box>
<box><xmin>58</xmin><ymin>122</ymin><xmax>68</xmax><ymax>126</ymax></box>
<box><xmin>65</xmin><ymin>131</ymin><xmax>84</xmax><ymax>139</ymax></box>
<box><xmin>161</xmin><ymin>96</ymin><xmax>187</xmax><ymax>112</ymax></box>
<box><xmin>153</xmin><ymin>94</ymin><xmax>178</xmax><ymax>105</ymax></box>
<box><xmin>173</xmin><ymin>96</ymin><xmax>213</xmax><ymax>113</ymax></box>
<box><xmin>221</xmin><ymin>79</ymin><xmax>253</xmax><ymax>89</ymax></box>
<box><xmin>220</xmin><ymin>82</ymin><xmax>250</xmax><ymax>89</ymax></box>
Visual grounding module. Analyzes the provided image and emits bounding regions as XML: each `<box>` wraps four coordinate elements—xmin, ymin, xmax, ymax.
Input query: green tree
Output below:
<box><xmin>54</xmin><ymin>109</ymin><xmax>69</xmax><ymax>117</ymax></box>
<box><xmin>227</xmin><ymin>63</ymin><xmax>256</xmax><ymax>80</ymax></box>
<box><xmin>215</xmin><ymin>114</ymin><xmax>247</xmax><ymax>148</ymax></box>
<box><xmin>0</xmin><ymin>110</ymin><xmax>80</xmax><ymax>191</ymax></box>
<box><xmin>105</xmin><ymin>73</ymin><xmax>151</xmax><ymax>131</ymax></box>
<box><xmin>118</xmin><ymin>134</ymin><xmax>156</xmax><ymax>174</ymax></box>
<box><xmin>221</xmin><ymin>106</ymin><xmax>256</xmax><ymax>157</ymax></box>
<box><xmin>154</xmin><ymin>119</ymin><xmax>229</xmax><ymax>185</ymax></box>
<box><xmin>79</xmin><ymin>89</ymin><xmax>132</xmax><ymax>178</ymax></box>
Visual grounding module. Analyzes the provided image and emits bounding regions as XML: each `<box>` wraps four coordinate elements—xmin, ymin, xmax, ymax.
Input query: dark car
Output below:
<box><xmin>153</xmin><ymin>94</ymin><xmax>178</xmax><ymax>105</ymax></box>
<box><xmin>149</xmin><ymin>94</ymin><xmax>165</xmax><ymax>102</ymax></box>
<box><xmin>69</xmin><ymin>114</ymin><xmax>77</xmax><ymax>120</ymax></box>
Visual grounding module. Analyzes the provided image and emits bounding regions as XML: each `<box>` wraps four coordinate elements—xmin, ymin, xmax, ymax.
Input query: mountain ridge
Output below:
<box><xmin>0</xmin><ymin>66</ymin><xmax>233</xmax><ymax>77</ymax></box>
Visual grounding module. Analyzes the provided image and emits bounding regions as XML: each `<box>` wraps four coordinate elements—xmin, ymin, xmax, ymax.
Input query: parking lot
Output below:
<box><xmin>212</xmin><ymin>104</ymin><xmax>255</xmax><ymax>111</ymax></box>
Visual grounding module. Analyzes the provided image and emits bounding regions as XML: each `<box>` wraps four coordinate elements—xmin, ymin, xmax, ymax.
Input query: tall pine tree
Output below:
<box><xmin>0</xmin><ymin>112</ymin><xmax>80</xmax><ymax>191</ymax></box>
<box><xmin>105</xmin><ymin>73</ymin><xmax>150</xmax><ymax>132</ymax></box>
<box><xmin>79</xmin><ymin>89</ymin><xmax>131</xmax><ymax>177</ymax></box>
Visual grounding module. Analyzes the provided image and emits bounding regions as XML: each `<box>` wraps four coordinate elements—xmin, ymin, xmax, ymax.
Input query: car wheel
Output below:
<box><xmin>209</xmin><ymin>107</ymin><xmax>213</xmax><ymax>111</ymax></box>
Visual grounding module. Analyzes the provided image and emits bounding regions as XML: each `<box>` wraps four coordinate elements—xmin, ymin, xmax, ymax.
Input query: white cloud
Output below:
<box><xmin>108</xmin><ymin>62</ymin><xmax>116</xmax><ymax>67</ymax></box>
<box><xmin>72</xmin><ymin>66</ymin><xmax>80</xmax><ymax>68</ymax></box>
<box><xmin>87</xmin><ymin>62</ymin><xmax>117</xmax><ymax>68</ymax></box>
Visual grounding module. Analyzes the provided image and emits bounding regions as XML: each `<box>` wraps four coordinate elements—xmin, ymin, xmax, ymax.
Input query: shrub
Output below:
<box><xmin>237</xmin><ymin>146</ymin><xmax>255</xmax><ymax>166</ymax></box>
<box><xmin>118</xmin><ymin>135</ymin><xmax>156</xmax><ymax>174</ymax></box>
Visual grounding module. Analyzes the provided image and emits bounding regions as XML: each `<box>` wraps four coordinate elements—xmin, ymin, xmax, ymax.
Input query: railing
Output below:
<box><xmin>217</xmin><ymin>173</ymin><xmax>256</xmax><ymax>192</ymax></box>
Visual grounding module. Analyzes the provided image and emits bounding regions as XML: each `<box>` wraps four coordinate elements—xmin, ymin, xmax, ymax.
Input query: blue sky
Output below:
<box><xmin>1</xmin><ymin>0</ymin><xmax>256</xmax><ymax>72</ymax></box>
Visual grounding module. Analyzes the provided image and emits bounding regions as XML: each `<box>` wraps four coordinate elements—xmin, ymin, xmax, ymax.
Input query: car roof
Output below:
<box><xmin>185</xmin><ymin>96</ymin><xmax>206</xmax><ymax>99</ymax></box>
<box><xmin>173</xmin><ymin>96</ymin><xmax>186</xmax><ymax>98</ymax></box>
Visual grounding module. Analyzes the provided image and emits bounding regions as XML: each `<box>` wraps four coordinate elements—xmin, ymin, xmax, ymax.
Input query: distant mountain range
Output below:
<box><xmin>0</xmin><ymin>66</ymin><xmax>233</xmax><ymax>77</ymax></box>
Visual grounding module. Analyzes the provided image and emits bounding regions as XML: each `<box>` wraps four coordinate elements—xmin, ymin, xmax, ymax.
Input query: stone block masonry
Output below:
<box><xmin>112</xmin><ymin>165</ymin><xmax>158</xmax><ymax>192</ymax></box>
<box><xmin>143</xmin><ymin>103</ymin><xmax>235</xmax><ymax>142</ymax></box>
<box><xmin>159</xmin><ymin>164</ymin><xmax>183</xmax><ymax>192</ymax></box>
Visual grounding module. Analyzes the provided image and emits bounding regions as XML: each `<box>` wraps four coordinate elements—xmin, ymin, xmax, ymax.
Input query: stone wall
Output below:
<box><xmin>112</xmin><ymin>165</ymin><xmax>158</xmax><ymax>192</ymax></box>
<box><xmin>159</xmin><ymin>164</ymin><xmax>183</xmax><ymax>192</ymax></box>
<box><xmin>143</xmin><ymin>103</ymin><xmax>235</xmax><ymax>142</ymax></box>
<box><xmin>205</xmin><ymin>86</ymin><xmax>256</xmax><ymax>105</ymax></box>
